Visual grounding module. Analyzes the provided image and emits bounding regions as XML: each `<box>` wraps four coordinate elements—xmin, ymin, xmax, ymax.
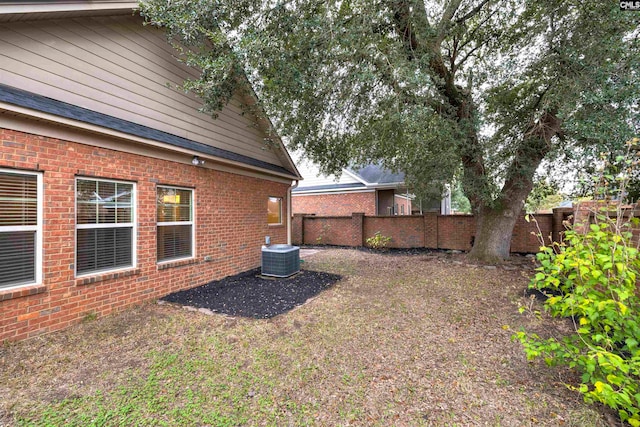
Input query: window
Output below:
<box><xmin>0</xmin><ymin>169</ymin><xmax>42</xmax><ymax>289</ymax></box>
<box><xmin>76</xmin><ymin>178</ymin><xmax>135</xmax><ymax>275</ymax></box>
<box><xmin>267</xmin><ymin>197</ymin><xmax>282</xmax><ymax>225</ymax></box>
<box><xmin>157</xmin><ymin>186</ymin><xmax>193</xmax><ymax>262</ymax></box>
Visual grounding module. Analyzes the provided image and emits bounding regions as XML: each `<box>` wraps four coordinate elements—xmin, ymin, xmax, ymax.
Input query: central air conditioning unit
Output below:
<box><xmin>261</xmin><ymin>244</ymin><xmax>300</xmax><ymax>277</ymax></box>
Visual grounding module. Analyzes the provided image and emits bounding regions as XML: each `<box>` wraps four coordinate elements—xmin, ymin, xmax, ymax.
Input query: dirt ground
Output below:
<box><xmin>0</xmin><ymin>249</ymin><xmax>619</xmax><ymax>426</ymax></box>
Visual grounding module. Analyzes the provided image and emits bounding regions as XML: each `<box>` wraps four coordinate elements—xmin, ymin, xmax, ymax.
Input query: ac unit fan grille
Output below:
<box><xmin>261</xmin><ymin>245</ymin><xmax>300</xmax><ymax>277</ymax></box>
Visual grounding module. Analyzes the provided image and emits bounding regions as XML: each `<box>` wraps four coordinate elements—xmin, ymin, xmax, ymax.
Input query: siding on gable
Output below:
<box><xmin>0</xmin><ymin>14</ymin><xmax>285</xmax><ymax>168</ymax></box>
<box><xmin>293</xmin><ymin>154</ymin><xmax>362</xmax><ymax>189</ymax></box>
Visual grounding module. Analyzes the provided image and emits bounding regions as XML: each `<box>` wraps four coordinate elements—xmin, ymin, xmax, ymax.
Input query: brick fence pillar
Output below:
<box><xmin>292</xmin><ymin>214</ymin><xmax>305</xmax><ymax>245</ymax></box>
<box><xmin>551</xmin><ymin>207</ymin><xmax>573</xmax><ymax>244</ymax></box>
<box><xmin>423</xmin><ymin>213</ymin><xmax>438</xmax><ymax>249</ymax></box>
<box><xmin>351</xmin><ymin>212</ymin><xmax>365</xmax><ymax>247</ymax></box>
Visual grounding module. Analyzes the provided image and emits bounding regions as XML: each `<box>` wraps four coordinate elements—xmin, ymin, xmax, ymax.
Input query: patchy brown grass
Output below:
<box><xmin>0</xmin><ymin>249</ymin><xmax>615</xmax><ymax>426</ymax></box>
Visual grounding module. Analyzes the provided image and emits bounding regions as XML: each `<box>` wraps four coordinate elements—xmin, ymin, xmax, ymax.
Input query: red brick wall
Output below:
<box><xmin>364</xmin><ymin>216</ymin><xmax>425</xmax><ymax>248</ymax></box>
<box><xmin>437</xmin><ymin>215</ymin><xmax>476</xmax><ymax>250</ymax></box>
<box><xmin>293</xmin><ymin>212</ymin><xmax>554</xmax><ymax>253</ymax></box>
<box><xmin>292</xmin><ymin>191</ymin><xmax>376</xmax><ymax>216</ymax></box>
<box><xmin>510</xmin><ymin>215</ymin><xmax>553</xmax><ymax>253</ymax></box>
<box><xmin>303</xmin><ymin>217</ymin><xmax>355</xmax><ymax>246</ymax></box>
<box><xmin>0</xmin><ymin>128</ymin><xmax>289</xmax><ymax>341</ymax></box>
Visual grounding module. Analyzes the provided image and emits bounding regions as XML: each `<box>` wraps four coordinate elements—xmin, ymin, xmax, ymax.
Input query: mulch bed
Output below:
<box><xmin>160</xmin><ymin>268</ymin><xmax>342</xmax><ymax>319</ymax></box>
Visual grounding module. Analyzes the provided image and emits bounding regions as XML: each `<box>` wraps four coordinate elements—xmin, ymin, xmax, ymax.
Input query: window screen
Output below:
<box><xmin>76</xmin><ymin>178</ymin><xmax>134</xmax><ymax>275</ymax></box>
<box><xmin>157</xmin><ymin>186</ymin><xmax>193</xmax><ymax>262</ymax></box>
<box><xmin>0</xmin><ymin>171</ymin><xmax>40</xmax><ymax>288</ymax></box>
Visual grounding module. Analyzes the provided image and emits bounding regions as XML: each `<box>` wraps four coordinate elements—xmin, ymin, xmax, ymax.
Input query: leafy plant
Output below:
<box><xmin>515</xmin><ymin>139</ymin><xmax>640</xmax><ymax>425</ymax></box>
<box><xmin>365</xmin><ymin>232</ymin><xmax>391</xmax><ymax>250</ymax></box>
<box><xmin>82</xmin><ymin>312</ymin><xmax>98</xmax><ymax>323</ymax></box>
<box><xmin>316</xmin><ymin>222</ymin><xmax>331</xmax><ymax>245</ymax></box>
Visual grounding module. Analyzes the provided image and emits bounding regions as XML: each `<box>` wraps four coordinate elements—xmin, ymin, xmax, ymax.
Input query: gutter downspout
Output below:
<box><xmin>287</xmin><ymin>179</ymin><xmax>299</xmax><ymax>245</ymax></box>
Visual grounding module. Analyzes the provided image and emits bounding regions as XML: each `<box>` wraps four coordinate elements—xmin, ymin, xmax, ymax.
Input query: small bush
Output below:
<box><xmin>366</xmin><ymin>231</ymin><xmax>392</xmax><ymax>250</ymax></box>
<box><xmin>515</xmin><ymin>212</ymin><xmax>640</xmax><ymax>425</ymax></box>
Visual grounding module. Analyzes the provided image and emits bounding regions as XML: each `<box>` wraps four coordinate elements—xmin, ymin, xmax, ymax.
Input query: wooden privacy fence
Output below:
<box><xmin>292</xmin><ymin>208</ymin><xmax>575</xmax><ymax>253</ymax></box>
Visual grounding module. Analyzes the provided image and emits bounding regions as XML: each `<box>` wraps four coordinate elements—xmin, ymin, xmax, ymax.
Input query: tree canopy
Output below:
<box><xmin>141</xmin><ymin>0</ymin><xmax>640</xmax><ymax>260</ymax></box>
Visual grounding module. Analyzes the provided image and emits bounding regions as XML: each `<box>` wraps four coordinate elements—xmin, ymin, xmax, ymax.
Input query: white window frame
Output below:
<box><xmin>0</xmin><ymin>168</ymin><xmax>43</xmax><ymax>289</ymax></box>
<box><xmin>157</xmin><ymin>185</ymin><xmax>195</xmax><ymax>263</ymax></box>
<box><xmin>75</xmin><ymin>177</ymin><xmax>136</xmax><ymax>277</ymax></box>
<box><xmin>267</xmin><ymin>196</ymin><xmax>283</xmax><ymax>226</ymax></box>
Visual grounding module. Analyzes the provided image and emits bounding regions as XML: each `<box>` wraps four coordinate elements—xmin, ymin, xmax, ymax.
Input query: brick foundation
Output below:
<box><xmin>0</xmin><ymin>128</ymin><xmax>289</xmax><ymax>341</ymax></box>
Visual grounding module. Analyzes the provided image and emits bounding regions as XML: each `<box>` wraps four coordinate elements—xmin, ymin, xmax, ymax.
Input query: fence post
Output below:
<box><xmin>351</xmin><ymin>212</ymin><xmax>365</xmax><ymax>247</ymax></box>
<box><xmin>423</xmin><ymin>213</ymin><xmax>438</xmax><ymax>249</ymax></box>
<box><xmin>292</xmin><ymin>214</ymin><xmax>305</xmax><ymax>245</ymax></box>
<box><xmin>551</xmin><ymin>207</ymin><xmax>572</xmax><ymax>245</ymax></box>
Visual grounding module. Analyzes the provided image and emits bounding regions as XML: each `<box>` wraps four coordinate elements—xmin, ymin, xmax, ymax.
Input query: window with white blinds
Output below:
<box><xmin>76</xmin><ymin>178</ymin><xmax>135</xmax><ymax>275</ymax></box>
<box><xmin>157</xmin><ymin>186</ymin><xmax>193</xmax><ymax>262</ymax></box>
<box><xmin>0</xmin><ymin>170</ymin><xmax>42</xmax><ymax>289</ymax></box>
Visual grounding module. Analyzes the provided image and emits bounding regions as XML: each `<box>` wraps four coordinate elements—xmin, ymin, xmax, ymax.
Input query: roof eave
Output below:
<box><xmin>0</xmin><ymin>2</ymin><xmax>138</xmax><ymax>15</ymax></box>
<box><xmin>365</xmin><ymin>182</ymin><xmax>407</xmax><ymax>190</ymax></box>
<box><xmin>0</xmin><ymin>101</ymin><xmax>300</xmax><ymax>181</ymax></box>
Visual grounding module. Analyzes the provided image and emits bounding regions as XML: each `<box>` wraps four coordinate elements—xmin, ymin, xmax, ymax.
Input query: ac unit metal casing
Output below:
<box><xmin>261</xmin><ymin>244</ymin><xmax>300</xmax><ymax>277</ymax></box>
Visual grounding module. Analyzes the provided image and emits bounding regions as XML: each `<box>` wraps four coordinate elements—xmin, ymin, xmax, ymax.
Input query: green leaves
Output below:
<box><xmin>517</xmin><ymin>205</ymin><xmax>640</xmax><ymax>424</ymax></box>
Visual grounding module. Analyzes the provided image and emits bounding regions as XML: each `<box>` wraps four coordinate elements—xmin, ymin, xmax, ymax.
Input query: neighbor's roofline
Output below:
<box><xmin>343</xmin><ymin>167</ymin><xmax>405</xmax><ymax>187</ymax></box>
<box><xmin>0</xmin><ymin>2</ymin><xmax>138</xmax><ymax>15</ymax></box>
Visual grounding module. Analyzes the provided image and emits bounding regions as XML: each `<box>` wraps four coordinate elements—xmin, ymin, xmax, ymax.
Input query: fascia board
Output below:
<box><xmin>292</xmin><ymin>188</ymin><xmax>374</xmax><ymax>196</ymax></box>
<box><xmin>364</xmin><ymin>182</ymin><xmax>407</xmax><ymax>190</ymax></box>
<box><xmin>0</xmin><ymin>2</ymin><xmax>138</xmax><ymax>14</ymax></box>
<box><xmin>342</xmin><ymin>168</ymin><xmax>369</xmax><ymax>185</ymax></box>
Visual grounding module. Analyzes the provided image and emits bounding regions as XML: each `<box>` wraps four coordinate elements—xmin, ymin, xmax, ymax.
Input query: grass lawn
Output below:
<box><xmin>0</xmin><ymin>249</ymin><xmax>613</xmax><ymax>426</ymax></box>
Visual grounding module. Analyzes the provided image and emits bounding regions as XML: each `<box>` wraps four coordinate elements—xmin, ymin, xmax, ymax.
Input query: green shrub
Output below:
<box><xmin>514</xmin><ymin>213</ymin><xmax>640</xmax><ymax>425</ymax></box>
<box><xmin>365</xmin><ymin>231</ymin><xmax>392</xmax><ymax>250</ymax></box>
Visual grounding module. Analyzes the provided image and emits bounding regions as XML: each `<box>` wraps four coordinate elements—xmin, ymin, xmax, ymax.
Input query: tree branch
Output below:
<box><xmin>454</xmin><ymin>42</ymin><xmax>483</xmax><ymax>70</ymax></box>
<box><xmin>455</xmin><ymin>6</ymin><xmax>500</xmax><ymax>53</ymax></box>
<box><xmin>500</xmin><ymin>110</ymin><xmax>562</xmax><ymax>205</ymax></box>
<box><xmin>436</xmin><ymin>0</ymin><xmax>462</xmax><ymax>46</ymax></box>
<box><xmin>454</xmin><ymin>0</ymin><xmax>493</xmax><ymax>26</ymax></box>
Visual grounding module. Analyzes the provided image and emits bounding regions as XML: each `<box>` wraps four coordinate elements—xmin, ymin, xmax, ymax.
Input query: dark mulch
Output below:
<box><xmin>160</xmin><ymin>269</ymin><xmax>342</xmax><ymax>318</ymax></box>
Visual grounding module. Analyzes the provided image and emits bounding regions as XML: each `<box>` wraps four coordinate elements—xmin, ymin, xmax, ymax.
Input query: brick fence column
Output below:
<box><xmin>551</xmin><ymin>207</ymin><xmax>573</xmax><ymax>244</ymax></box>
<box><xmin>351</xmin><ymin>212</ymin><xmax>365</xmax><ymax>247</ymax></box>
<box><xmin>423</xmin><ymin>213</ymin><xmax>438</xmax><ymax>249</ymax></box>
<box><xmin>292</xmin><ymin>214</ymin><xmax>305</xmax><ymax>245</ymax></box>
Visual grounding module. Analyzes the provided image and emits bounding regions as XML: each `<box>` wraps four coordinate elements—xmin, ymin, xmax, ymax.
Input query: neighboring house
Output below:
<box><xmin>292</xmin><ymin>157</ymin><xmax>450</xmax><ymax>216</ymax></box>
<box><xmin>0</xmin><ymin>1</ymin><xmax>301</xmax><ymax>341</ymax></box>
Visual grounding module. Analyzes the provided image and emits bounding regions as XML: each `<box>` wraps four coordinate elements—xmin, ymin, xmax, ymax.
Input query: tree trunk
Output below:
<box><xmin>466</xmin><ymin>110</ymin><xmax>562</xmax><ymax>262</ymax></box>
<box><xmin>468</xmin><ymin>204</ymin><xmax>522</xmax><ymax>262</ymax></box>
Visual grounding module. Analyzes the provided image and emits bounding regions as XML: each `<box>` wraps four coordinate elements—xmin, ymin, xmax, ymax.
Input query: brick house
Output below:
<box><xmin>292</xmin><ymin>159</ymin><xmax>451</xmax><ymax>216</ymax></box>
<box><xmin>0</xmin><ymin>1</ymin><xmax>301</xmax><ymax>341</ymax></box>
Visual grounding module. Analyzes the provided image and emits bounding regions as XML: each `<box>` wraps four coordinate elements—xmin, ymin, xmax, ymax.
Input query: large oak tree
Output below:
<box><xmin>141</xmin><ymin>0</ymin><xmax>639</xmax><ymax>261</ymax></box>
